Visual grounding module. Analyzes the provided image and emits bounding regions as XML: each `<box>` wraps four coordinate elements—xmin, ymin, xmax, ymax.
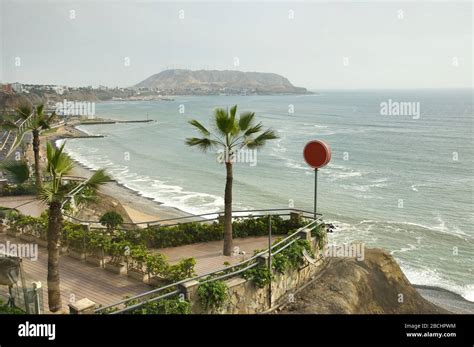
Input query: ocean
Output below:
<box><xmin>59</xmin><ymin>90</ymin><xmax>474</xmax><ymax>302</ymax></box>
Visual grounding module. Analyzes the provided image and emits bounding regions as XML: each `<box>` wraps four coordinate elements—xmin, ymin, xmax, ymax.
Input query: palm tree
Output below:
<box><xmin>186</xmin><ymin>105</ymin><xmax>278</xmax><ymax>256</ymax></box>
<box><xmin>2</xmin><ymin>142</ymin><xmax>111</xmax><ymax>312</ymax></box>
<box><xmin>2</xmin><ymin>103</ymin><xmax>57</xmax><ymax>189</ymax></box>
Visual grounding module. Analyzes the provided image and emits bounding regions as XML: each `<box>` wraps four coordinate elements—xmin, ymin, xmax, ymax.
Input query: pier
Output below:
<box><xmin>79</xmin><ymin>119</ymin><xmax>154</xmax><ymax>125</ymax></box>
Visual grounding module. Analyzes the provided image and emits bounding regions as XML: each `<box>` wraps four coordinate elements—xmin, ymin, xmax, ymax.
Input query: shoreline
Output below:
<box><xmin>48</xmin><ymin>124</ymin><xmax>194</xmax><ymax>224</ymax></box>
<box><xmin>414</xmin><ymin>285</ymin><xmax>474</xmax><ymax>314</ymax></box>
<box><xmin>70</xmin><ymin>161</ymin><xmax>194</xmax><ymax>224</ymax></box>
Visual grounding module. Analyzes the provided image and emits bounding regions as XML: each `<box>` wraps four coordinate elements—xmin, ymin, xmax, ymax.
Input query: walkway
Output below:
<box><xmin>0</xmin><ymin>233</ymin><xmax>150</xmax><ymax>313</ymax></box>
<box><xmin>0</xmin><ymin>231</ymin><xmax>274</xmax><ymax>313</ymax></box>
<box><xmin>0</xmin><ymin>195</ymin><xmax>46</xmax><ymax>217</ymax></box>
<box><xmin>156</xmin><ymin>236</ymin><xmax>276</xmax><ymax>275</ymax></box>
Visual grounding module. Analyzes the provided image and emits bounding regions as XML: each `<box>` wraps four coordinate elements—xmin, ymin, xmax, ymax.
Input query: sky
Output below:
<box><xmin>0</xmin><ymin>0</ymin><xmax>472</xmax><ymax>89</ymax></box>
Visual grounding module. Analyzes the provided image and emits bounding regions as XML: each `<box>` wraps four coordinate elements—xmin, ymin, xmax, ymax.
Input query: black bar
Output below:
<box><xmin>0</xmin><ymin>314</ymin><xmax>472</xmax><ymax>345</ymax></box>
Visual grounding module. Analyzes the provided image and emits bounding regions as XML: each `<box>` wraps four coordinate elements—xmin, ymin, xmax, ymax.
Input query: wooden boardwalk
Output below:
<box><xmin>0</xmin><ymin>233</ymin><xmax>150</xmax><ymax>314</ymax></box>
<box><xmin>0</xmin><ymin>232</ymin><xmax>273</xmax><ymax>313</ymax></box>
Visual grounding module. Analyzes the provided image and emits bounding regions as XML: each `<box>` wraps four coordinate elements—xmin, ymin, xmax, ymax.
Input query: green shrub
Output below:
<box><xmin>0</xmin><ymin>183</ymin><xmax>36</xmax><ymax>196</ymax></box>
<box><xmin>99</xmin><ymin>211</ymin><xmax>124</xmax><ymax>232</ymax></box>
<box><xmin>166</xmin><ymin>258</ymin><xmax>196</xmax><ymax>282</ymax></box>
<box><xmin>272</xmin><ymin>253</ymin><xmax>289</xmax><ymax>274</ymax></box>
<box><xmin>127</xmin><ymin>245</ymin><xmax>149</xmax><ymax>271</ymax></box>
<box><xmin>283</xmin><ymin>239</ymin><xmax>314</xmax><ymax>270</ymax></box>
<box><xmin>86</xmin><ymin>230</ymin><xmax>110</xmax><ymax>256</ymax></box>
<box><xmin>0</xmin><ymin>300</ymin><xmax>24</xmax><ymax>314</ymax></box>
<box><xmin>63</xmin><ymin>223</ymin><xmax>88</xmax><ymax>251</ymax></box>
<box><xmin>126</xmin><ymin>297</ymin><xmax>191</xmax><ymax>314</ymax></box>
<box><xmin>146</xmin><ymin>215</ymin><xmax>306</xmax><ymax>249</ymax></box>
<box><xmin>105</xmin><ymin>240</ymin><xmax>132</xmax><ymax>264</ymax></box>
<box><xmin>311</xmin><ymin>223</ymin><xmax>327</xmax><ymax>250</ymax></box>
<box><xmin>243</xmin><ymin>264</ymin><xmax>273</xmax><ymax>288</ymax></box>
<box><xmin>197</xmin><ymin>280</ymin><xmax>229</xmax><ymax>311</ymax></box>
<box><xmin>145</xmin><ymin>253</ymin><xmax>169</xmax><ymax>278</ymax></box>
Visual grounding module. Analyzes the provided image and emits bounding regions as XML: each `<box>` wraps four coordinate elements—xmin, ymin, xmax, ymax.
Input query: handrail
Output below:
<box><xmin>65</xmin><ymin>207</ymin><xmax>320</xmax><ymax>227</ymax></box>
<box><xmin>111</xmin><ymin>289</ymin><xmax>180</xmax><ymax>315</ymax></box>
<box><xmin>95</xmin><ymin>214</ymin><xmax>324</xmax><ymax>314</ymax></box>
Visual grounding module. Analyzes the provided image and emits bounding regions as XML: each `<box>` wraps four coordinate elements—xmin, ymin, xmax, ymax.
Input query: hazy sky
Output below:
<box><xmin>0</xmin><ymin>0</ymin><xmax>472</xmax><ymax>89</ymax></box>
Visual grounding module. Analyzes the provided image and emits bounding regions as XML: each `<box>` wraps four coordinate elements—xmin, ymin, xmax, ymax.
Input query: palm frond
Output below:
<box><xmin>246</xmin><ymin>129</ymin><xmax>279</xmax><ymax>149</ymax></box>
<box><xmin>46</xmin><ymin>142</ymin><xmax>74</xmax><ymax>176</ymax></box>
<box><xmin>188</xmin><ymin>119</ymin><xmax>210</xmax><ymax>136</ymax></box>
<box><xmin>1</xmin><ymin>160</ymin><xmax>30</xmax><ymax>184</ymax></box>
<box><xmin>47</xmin><ymin>111</ymin><xmax>57</xmax><ymax>125</ymax></box>
<box><xmin>5</xmin><ymin>116</ymin><xmax>36</xmax><ymax>157</ymax></box>
<box><xmin>214</xmin><ymin>108</ymin><xmax>230</xmax><ymax>135</ymax></box>
<box><xmin>36</xmin><ymin>104</ymin><xmax>45</xmax><ymax>116</ymax></box>
<box><xmin>16</xmin><ymin>104</ymin><xmax>33</xmax><ymax>120</ymax></box>
<box><xmin>244</xmin><ymin>122</ymin><xmax>263</xmax><ymax>136</ymax></box>
<box><xmin>185</xmin><ymin>137</ymin><xmax>215</xmax><ymax>151</ymax></box>
<box><xmin>83</xmin><ymin>169</ymin><xmax>112</xmax><ymax>190</ymax></box>
<box><xmin>38</xmin><ymin>183</ymin><xmax>56</xmax><ymax>204</ymax></box>
<box><xmin>238</xmin><ymin>111</ymin><xmax>255</xmax><ymax>131</ymax></box>
<box><xmin>39</xmin><ymin>109</ymin><xmax>56</xmax><ymax>130</ymax></box>
<box><xmin>229</xmin><ymin>105</ymin><xmax>237</xmax><ymax>124</ymax></box>
<box><xmin>0</xmin><ymin>120</ymin><xmax>19</xmax><ymax>131</ymax></box>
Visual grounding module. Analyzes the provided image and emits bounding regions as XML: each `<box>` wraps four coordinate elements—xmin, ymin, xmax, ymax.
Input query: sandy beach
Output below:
<box><xmin>41</xmin><ymin>124</ymin><xmax>194</xmax><ymax>225</ymax></box>
<box><xmin>415</xmin><ymin>285</ymin><xmax>474</xmax><ymax>314</ymax></box>
<box><xmin>70</xmin><ymin>164</ymin><xmax>193</xmax><ymax>225</ymax></box>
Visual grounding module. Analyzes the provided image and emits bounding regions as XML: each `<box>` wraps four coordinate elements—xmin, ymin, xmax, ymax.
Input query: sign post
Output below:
<box><xmin>314</xmin><ymin>168</ymin><xmax>318</xmax><ymax>220</ymax></box>
<box><xmin>303</xmin><ymin>140</ymin><xmax>331</xmax><ymax>219</ymax></box>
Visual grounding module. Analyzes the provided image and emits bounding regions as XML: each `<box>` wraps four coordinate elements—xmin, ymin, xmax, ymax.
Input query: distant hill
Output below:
<box><xmin>134</xmin><ymin>69</ymin><xmax>309</xmax><ymax>95</ymax></box>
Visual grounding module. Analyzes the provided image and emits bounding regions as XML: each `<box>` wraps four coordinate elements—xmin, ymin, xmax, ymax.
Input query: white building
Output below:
<box><xmin>53</xmin><ymin>86</ymin><xmax>67</xmax><ymax>95</ymax></box>
<box><xmin>11</xmin><ymin>82</ymin><xmax>23</xmax><ymax>93</ymax></box>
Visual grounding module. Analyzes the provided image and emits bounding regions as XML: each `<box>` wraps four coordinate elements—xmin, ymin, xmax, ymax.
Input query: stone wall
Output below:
<box><xmin>181</xmin><ymin>229</ymin><xmax>326</xmax><ymax>314</ymax></box>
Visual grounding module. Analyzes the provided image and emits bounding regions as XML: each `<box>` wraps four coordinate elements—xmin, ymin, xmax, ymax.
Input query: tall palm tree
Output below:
<box><xmin>186</xmin><ymin>105</ymin><xmax>278</xmax><ymax>256</ymax></box>
<box><xmin>2</xmin><ymin>142</ymin><xmax>111</xmax><ymax>312</ymax></box>
<box><xmin>2</xmin><ymin>103</ymin><xmax>57</xmax><ymax>189</ymax></box>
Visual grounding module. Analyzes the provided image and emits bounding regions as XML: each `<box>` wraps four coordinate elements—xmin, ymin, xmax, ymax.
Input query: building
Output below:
<box><xmin>53</xmin><ymin>85</ymin><xmax>67</xmax><ymax>95</ymax></box>
<box><xmin>11</xmin><ymin>82</ymin><xmax>23</xmax><ymax>93</ymax></box>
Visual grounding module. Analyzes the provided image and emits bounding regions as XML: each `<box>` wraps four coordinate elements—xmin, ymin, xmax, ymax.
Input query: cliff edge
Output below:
<box><xmin>279</xmin><ymin>248</ymin><xmax>449</xmax><ymax>314</ymax></box>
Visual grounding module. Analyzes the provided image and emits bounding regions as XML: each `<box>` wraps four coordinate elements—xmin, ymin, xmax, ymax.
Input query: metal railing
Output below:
<box><xmin>65</xmin><ymin>207</ymin><xmax>320</xmax><ymax>230</ymax></box>
<box><xmin>94</xmin><ymin>214</ymin><xmax>324</xmax><ymax>314</ymax></box>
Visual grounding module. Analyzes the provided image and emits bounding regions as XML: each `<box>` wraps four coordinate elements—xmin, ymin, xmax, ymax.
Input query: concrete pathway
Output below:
<box><xmin>0</xmin><ymin>195</ymin><xmax>46</xmax><ymax>217</ymax></box>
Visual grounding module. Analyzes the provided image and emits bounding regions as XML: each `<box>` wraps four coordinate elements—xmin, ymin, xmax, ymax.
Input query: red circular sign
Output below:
<box><xmin>303</xmin><ymin>140</ymin><xmax>331</xmax><ymax>168</ymax></box>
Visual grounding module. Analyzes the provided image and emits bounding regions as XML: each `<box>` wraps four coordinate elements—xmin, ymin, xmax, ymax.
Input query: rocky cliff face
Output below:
<box><xmin>279</xmin><ymin>248</ymin><xmax>449</xmax><ymax>314</ymax></box>
<box><xmin>134</xmin><ymin>69</ymin><xmax>308</xmax><ymax>94</ymax></box>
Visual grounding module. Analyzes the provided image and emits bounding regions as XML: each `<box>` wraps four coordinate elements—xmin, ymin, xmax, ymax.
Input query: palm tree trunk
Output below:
<box><xmin>47</xmin><ymin>201</ymin><xmax>63</xmax><ymax>312</ymax></box>
<box><xmin>223</xmin><ymin>162</ymin><xmax>233</xmax><ymax>256</ymax></box>
<box><xmin>32</xmin><ymin>130</ymin><xmax>42</xmax><ymax>189</ymax></box>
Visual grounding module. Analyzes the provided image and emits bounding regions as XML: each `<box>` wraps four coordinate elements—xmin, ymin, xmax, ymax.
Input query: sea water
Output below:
<box><xmin>60</xmin><ymin>89</ymin><xmax>473</xmax><ymax>301</ymax></box>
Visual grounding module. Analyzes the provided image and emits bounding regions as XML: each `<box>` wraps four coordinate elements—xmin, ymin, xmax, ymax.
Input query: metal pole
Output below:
<box><xmin>268</xmin><ymin>215</ymin><xmax>272</xmax><ymax>309</ymax></box>
<box><xmin>19</xmin><ymin>258</ymin><xmax>30</xmax><ymax>314</ymax></box>
<box><xmin>32</xmin><ymin>282</ymin><xmax>42</xmax><ymax>314</ymax></box>
<box><xmin>314</xmin><ymin>168</ymin><xmax>318</xmax><ymax>220</ymax></box>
